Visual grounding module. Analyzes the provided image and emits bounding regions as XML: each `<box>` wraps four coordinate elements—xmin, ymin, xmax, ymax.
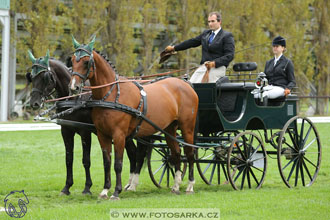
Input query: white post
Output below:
<box><xmin>0</xmin><ymin>9</ymin><xmax>10</xmax><ymax>121</ymax></box>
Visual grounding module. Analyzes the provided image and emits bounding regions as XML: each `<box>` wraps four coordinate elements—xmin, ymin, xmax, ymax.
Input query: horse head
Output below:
<box><xmin>69</xmin><ymin>35</ymin><xmax>96</xmax><ymax>93</ymax></box>
<box><xmin>26</xmin><ymin>50</ymin><xmax>56</xmax><ymax>109</ymax></box>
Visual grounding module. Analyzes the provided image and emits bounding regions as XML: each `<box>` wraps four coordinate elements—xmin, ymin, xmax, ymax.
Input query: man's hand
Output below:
<box><xmin>165</xmin><ymin>45</ymin><xmax>175</xmax><ymax>52</ymax></box>
<box><xmin>284</xmin><ymin>88</ymin><xmax>291</xmax><ymax>96</ymax></box>
<box><xmin>204</xmin><ymin>61</ymin><xmax>215</xmax><ymax>70</ymax></box>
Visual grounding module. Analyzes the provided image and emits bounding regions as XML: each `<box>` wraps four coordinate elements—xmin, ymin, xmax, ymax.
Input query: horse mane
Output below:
<box><xmin>94</xmin><ymin>50</ymin><xmax>118</xmax><ymax>75</ymax></box>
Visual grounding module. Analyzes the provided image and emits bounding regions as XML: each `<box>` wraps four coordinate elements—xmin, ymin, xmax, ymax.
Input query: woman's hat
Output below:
<box><xmin>272</xmin><ymin>36</ymin><xmax>286</xmax><ymax>47</ymax></box>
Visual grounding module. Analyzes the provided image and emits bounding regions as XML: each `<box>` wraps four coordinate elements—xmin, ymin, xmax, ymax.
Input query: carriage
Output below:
<box><xmin>146</xmin><ymin>62</ymin><xmax>321</xmax><ymax>190</ymax></box>
<box><xmin>28</xmin><ymin>41</ymin><xmax>321</xmax><ymax>199</ymax></box>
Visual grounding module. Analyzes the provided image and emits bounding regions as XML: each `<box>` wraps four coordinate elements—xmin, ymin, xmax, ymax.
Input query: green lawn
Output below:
<box><xmin>0</xmin><ymin>123</ymin><xmax>329</xmax><ymax>220</ymax></box>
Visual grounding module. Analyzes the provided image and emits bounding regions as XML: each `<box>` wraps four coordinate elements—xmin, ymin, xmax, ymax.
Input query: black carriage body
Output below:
<box><xmin>194</xmin><ymin>82</ymin><xmax>298</xmax><ymax>134</ymax></box>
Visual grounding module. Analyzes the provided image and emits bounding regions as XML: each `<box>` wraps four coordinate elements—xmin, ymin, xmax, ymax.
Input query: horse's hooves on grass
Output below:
<box><xmin>171</xmin><ymin>189</ymin><xmax>180</xmax><ymax>195</ymax></box>
<box><xmin>60</xmin><ymin>191</ymin><xmax>70</xmax><ymax>196</ymax></box>
<box><xmin>124</xmin><ymin>184</ymin><xmax>130</xmax><ymax>191</ymax></box>
<box><xmin>110</xmin><ymin>195</ymin><xmax>120</xmax><ymax>201</ymax></box>
<box><xmin>82</xmin><ymin>190</ymin><xmax>92</xmax><ymax>195</ymax></box>
<box><xmin>98</xmin><ymin>194</ymin><xmax>109</xmax><ymax>199</ymax></box>
<box><xmin>185</xmin><ymin>191</ymin><xmax>194</xmax><ymax>195</ymax></box>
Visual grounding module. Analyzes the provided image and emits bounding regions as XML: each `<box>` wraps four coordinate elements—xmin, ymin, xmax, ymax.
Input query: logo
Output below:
<box><xmin>4</xmin><ymin>190</ymin><xmax>29</xmax><ymax>218</ymax></box>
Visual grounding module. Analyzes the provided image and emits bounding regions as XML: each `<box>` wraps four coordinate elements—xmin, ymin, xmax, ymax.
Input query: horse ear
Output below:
<box><xmin>28</xmin><ymin>50</ymin><xmax>36</xmax><ymax>63</ymax></box>
<box><xmin>88</xmin><ymin>35</ymin><xmax>96</xmax><ymax>50</ymax></box>
<box><xmin>72</xmin><ymin>35</ymin><xmax>81</xmax><ymax>49</ymax></box>
<box><xmin>44</xmin><ymin>49</ymin><xmax>50</xmax><ymax>66</ymax></box>
<box><xmin>26</xmin><ymin>72</ymin><xmax>32</xmax><ymax>83</ymax></box>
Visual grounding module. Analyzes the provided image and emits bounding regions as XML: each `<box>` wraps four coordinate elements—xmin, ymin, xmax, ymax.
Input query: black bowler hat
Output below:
<box><xmin>272</xmin><ymin>36</ymin><xmax>286</xmax><ymax>47</ymax></box>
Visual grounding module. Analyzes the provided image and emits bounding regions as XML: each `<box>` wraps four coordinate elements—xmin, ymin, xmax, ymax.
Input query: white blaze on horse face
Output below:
<box><xmin>70</xmin><ymin>77</ymin><xmax>76</xmax><ymax>90</ymax></box>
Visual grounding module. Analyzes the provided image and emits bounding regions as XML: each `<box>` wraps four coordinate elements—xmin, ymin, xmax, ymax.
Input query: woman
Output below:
<box><xmin>255</xmin><ymin>36</ymin><xmax>296</xmax><ymax>105</ymax></box>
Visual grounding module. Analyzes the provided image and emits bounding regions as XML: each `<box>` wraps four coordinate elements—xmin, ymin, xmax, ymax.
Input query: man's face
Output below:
<box><xmin>208</xmin><ymin>14</ymin><xmax>221</xmax><ymax>31</ymax></box>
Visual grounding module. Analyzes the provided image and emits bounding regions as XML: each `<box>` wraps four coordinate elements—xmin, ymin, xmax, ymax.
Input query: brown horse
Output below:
<box><xmin>69</xmin><ymin>36</ymin><xmax>198</xmax><ymax>200</ymax></box>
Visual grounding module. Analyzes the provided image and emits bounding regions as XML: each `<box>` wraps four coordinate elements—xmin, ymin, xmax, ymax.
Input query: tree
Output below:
<box><xmin>100</xmin><ymin>0</ymin><xmax>142</xmax><ymax>76</ymax></box>
<box><xmin>11</xmin><ymin>0</ymin><xmax>66</xmax><ymax>74</ymax></box>
<box><xmin>312</xmin><ymin>0</ymin><xmax>330</xmax><ymax>114</ymax></box>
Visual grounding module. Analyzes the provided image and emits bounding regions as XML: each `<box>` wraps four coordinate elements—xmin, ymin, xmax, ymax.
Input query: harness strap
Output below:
<box><xmin>126</xmin><ymin>81</ymin><xmax>148</xmax><ymax>140</ymax></box>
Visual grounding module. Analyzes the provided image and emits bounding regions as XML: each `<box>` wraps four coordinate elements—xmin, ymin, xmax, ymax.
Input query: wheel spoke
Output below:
<box><xmin>299</xmin><ymin>119</ymin><xmax>305</xmax><ymax>148</ymax></box>
<box><xmin>249</xmin><ymin>168</ymin><xmax>260</xmax><ymax>186</ymax></box>
<box><xmin>250</xmin><ymin>165</ymin><xmax>265</xmax><ymax>173</ymax></box>
<box><xmin>249</xmin><ymin>144</ymin><xmax>261</xmax><ymax>159</ymax></box>
<box><xmin>294</xmin><ymin>159</ymin><xmax>300</xmax><ymax>186</ymax></box>
<box><xmin>302</xmin><ymin>137</ymin><xmax>316</xmax><ymax>152</ymax></box>
<box><xmin>153</xmin><ymin>148</ymin><xmax>166</xmax><ymax>157</ymax></box>
<box><xmin>235</xmin><ymin>142</ymin><xmax>247</xmax><ymax>160</ymax></box>
<box><xmin>209</xmin><ymin>163</ymin><xmax>216</xmax><ymax>183</ymax></box>
<box><xmin>300</xmin><ymin>159</ymin><xmax>305</xmax><ymax>186</ymax></box>
<box><xmin>251</xmin><ymin>156</ymin><xmax>266</xmax><ymax>163</ymax></box>
<box><xmin>301</xmin><ymin>125</ymin><xmax>313</xmax><ymax>147</ymax></box>
<box><xmin>240</xmin><ymin>168</ymin><xmax>247</xmax><ymax>189</ymax></box>
<box><xmin>303</xmin><ymin>155</ymin><xmax>318</xmax><ymax>169</ymax></box>
<box><xmin>287</xmin><ymin>158</ymin><xmax>298</xmax><ymax>182</ymax></box>
<box><xmin>284</xmin><ymin>142</ymin><xmax>299</xmax><ymax>153</ymax></box>
<box><xmin>234</xmin><ymin>167</ymin><xmax>245</xmax><ymax>182</ymax></box>
<box><xmin>158</xmin><ymin>164</ymin><xmax>167</xmax><ymax>185</ymax></box>
<box><xmin>153</xmin><ymin>162</ymin><xmax>166</xmax><ymax>175</ymax></box>
<box><xmin>282</xmin><ymin>155</ymin><xmax>299</xmax><ymax>171</ymax></box>
<box><xmin>287</xmin><ymin>128</ymin><xmax>300</xmax><ymax>151</ymax></box>
<box><xmin>221</xmin><ymin>164</ymin><xmax>228</xmax><ymax>181</ymax></box>
<box><xmin>302</xmin><ymin>160</ymin><xmax>313</xmax><ymax>182</ymax></box>
<box><xmin>247</xmin><ymin>167</ymin><xmax>251</xmax><ymax>188</ymax></box>
<box><xmin>231</xmin><ymin>154</ymin><xmax>246</xmax><ymax>163</ymax></box>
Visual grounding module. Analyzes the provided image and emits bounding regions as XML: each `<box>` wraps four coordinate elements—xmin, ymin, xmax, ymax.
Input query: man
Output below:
<box><xmin>165</xmin><ymin>11</ymin><xmax>235</xmax><ymax>83</ymax></box>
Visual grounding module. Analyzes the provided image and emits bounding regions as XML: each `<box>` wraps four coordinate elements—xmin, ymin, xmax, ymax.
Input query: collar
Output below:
<box><xmin>213</xmin><ymin>27</ymin><xmax>221</xmax><ymax>37</ymax></box>
<box><xmin>274</xmin><ymin>54</ymin><xmax>283</xmax><ymax>62</ymax></box>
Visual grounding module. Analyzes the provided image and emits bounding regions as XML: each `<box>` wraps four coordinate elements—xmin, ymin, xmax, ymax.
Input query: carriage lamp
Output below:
<box><xmin>255</xmin><ymin>72</ymin><xmax>268</xmax><ymax>89</ymax></box>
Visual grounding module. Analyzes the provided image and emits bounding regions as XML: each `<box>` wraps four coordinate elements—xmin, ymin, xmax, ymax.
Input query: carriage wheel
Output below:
<box><xmin>277</xmin><ymin>116</ymin><xmax>321</xmax><ymax>188</ymax></box>
<box><xmin>195</xmin><ymin>132</ymin><xmax>237</xmax><ymax>185</ymax></box>
<box><xmin>227</xmin><ymin>131</ymin><xmax>267</xmax><ymax>190</ymax></box>
<box><xmin>147</xmin><ymin>145</ymin><xmax>187</xmax><ymax>188</ymax></box>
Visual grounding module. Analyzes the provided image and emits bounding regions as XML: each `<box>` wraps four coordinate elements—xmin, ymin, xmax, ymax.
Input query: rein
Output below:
<box><xmin>127</xmin><ymin>66</ymin><xmax>198</xmax><ymax>80</ymax></box>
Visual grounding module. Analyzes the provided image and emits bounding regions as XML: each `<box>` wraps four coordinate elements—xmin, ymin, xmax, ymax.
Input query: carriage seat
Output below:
<box><xmin>233</xmin><ymin>62</ymin><xmax>257</xmax><ymax>72</ymax></box>
<box><xmin>216</xmin><ymin>78</ymin><xmax>256</xmax><ymax>114</ymax></box>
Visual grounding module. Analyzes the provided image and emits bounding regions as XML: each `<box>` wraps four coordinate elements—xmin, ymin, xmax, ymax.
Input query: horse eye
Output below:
<box><xmin>84</xmin><ymin>61</ymin><xmax>89</xmax><ymax>68</ymax></box>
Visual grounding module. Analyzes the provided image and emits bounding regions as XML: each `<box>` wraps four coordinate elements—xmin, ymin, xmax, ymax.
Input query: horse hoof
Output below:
<box><xmin>185</xmin><ymin>191</ymin><xmax>194</xmax><ymax>195</ymax></box>
<box><xmin>60</xmin><ymin>191</ymin><xmax>70</xmax><ymax>196</ymax></box>
<box><xmin>171</xmin><ymin>189</ymin><xmax>180</xmax><ymax>195</ymax></box>
<box><xmin>82</xmin><ymin>190</ymin><xmax>92</xmax><ymax>195</ymax></box>
<box><xmin>98</xmin><ymin>194</ymin><xmax>109</xmax><ymax>199</ymax></box>
<box><xmin>126</xmin><ymin>186</ymin><xmax>136</xmax><ymax>192</ymax></box>
<box><xmin>110</xmin><ymin>195</ymin><xmax>120</xmax><ymax>201</ymax></box>
<box><xmin>124</xmin><ymin>184</ymin><xmax>130</xmax><ymax>191</ymax></box>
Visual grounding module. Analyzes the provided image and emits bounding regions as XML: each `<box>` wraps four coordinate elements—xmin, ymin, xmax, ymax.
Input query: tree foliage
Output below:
<box><xmin>10</xmin><ymin>0</ymin><xmax>329</xmax><ymax>113</ymax></box>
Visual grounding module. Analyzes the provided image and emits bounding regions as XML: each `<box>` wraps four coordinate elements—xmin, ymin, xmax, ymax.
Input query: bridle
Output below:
<box><xmin>30</xmin><ymin>61</ymin><xmax>56</xmax><ymax>98</ymax></box>
<box><xmin>72</xmin><ymin>46</ymin><xmax>95</xmax><ymax>82</ymax></box>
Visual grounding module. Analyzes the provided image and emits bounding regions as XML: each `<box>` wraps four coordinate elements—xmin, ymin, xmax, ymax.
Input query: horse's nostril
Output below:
<box><xmin>75</xmin><ymin>86</ymin><xmax>80</xmax><ymax>91</ymax></box>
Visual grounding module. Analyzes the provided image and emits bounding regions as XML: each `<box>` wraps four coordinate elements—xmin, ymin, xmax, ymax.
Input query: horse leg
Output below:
<box><xmin>80</xmin><ymin>131</ymin><xmax>93</xmax><ymax>195</ymax></box>
<box><xmin>127</xmin><ymin>139</ymin><xmax>148</xmax><ymax>191</ymax></box>
<box><xmin>110</xmin><ymin>133</ymin><xmax>126</xmax><ymax>200</ymax></box>
<box><xmin>60</xmin><ymin>127</ymin><xmax>75</xmax><ymax>196</ymax></box>
<box><xmin>164</xmin><ymin>122</ymin><xmax>182</xmax><ymax>194</ymax></box>
<box><xmin>124</xmin><ymin>139</ymin><xmax>136</xmax><ymax>191</ymax></box>
<box><xmin>180</xmin><ymin>123</ymin><xmax>196</xmax><ymax>194</ymax></box>
<box><xmin>97</xmin><ymin>133</ymin><xmax>112</xmax><ymax>199</ymax></box>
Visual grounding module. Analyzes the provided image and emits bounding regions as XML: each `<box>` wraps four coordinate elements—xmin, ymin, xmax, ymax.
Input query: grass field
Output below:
<box><xmin>0</xmin><ymin>123</ymin><xmax>329</xmax><ymax>220</ymax></box>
